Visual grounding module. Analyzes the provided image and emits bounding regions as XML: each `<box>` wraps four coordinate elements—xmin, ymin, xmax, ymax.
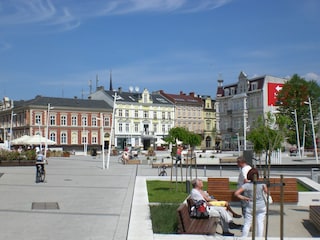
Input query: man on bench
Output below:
<box><xmin>191</xmin><ymin>178</ymin><xmax>242</xmax><ymax>237</ymax></box>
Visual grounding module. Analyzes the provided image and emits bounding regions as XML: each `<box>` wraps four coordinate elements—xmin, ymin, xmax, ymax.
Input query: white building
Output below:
<box><xmin>215</xmin><ymin>71</ymin><xmax>286</xmax><ymax>151</ymax></box>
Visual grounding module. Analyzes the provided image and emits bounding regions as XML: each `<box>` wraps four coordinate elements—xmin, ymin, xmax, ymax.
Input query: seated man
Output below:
<box><xmin>191</xmin><ymin>178</ymin><xmax>242</xmax><ymax>236</ymax></box>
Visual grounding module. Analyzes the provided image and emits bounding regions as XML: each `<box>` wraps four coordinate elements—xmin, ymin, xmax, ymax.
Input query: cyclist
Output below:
<box><xmin>35</xmin><ymin>150</ymin><xmax>46</xmax><ymax>183</ymax></box>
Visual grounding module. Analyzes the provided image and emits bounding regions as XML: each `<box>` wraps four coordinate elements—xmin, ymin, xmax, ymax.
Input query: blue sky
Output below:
<box><xmin>0</xmin><ymin>0</ymin><xmax>319</xmax><ymax>101</ymax></box>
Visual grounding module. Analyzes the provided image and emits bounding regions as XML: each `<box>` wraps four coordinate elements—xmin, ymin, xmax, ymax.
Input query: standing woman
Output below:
<box><xmin>234</xmin><ymin>168</ymin><xmax>268</xmax><ymax>238</ymax></box>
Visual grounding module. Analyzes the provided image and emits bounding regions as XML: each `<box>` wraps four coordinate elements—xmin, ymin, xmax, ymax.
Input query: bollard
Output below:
<box><xmin>186</xmin><ymin>180</ymin><xmax>191</xmax><ymax>194</ymax></box>
<box><xmin>204</xmin><ymin>165</ymin><xmax>206</xmax><ymax>177</ymax></box>
<box><xmin>220</xmin><ymin>165</ymin><xmax>222</xmax><ymax>177</ymax></box>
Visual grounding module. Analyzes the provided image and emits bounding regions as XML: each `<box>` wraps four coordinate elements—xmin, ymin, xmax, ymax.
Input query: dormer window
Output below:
<box><xmin>251</xmin><ymin>82</ymin><xmax>258</xmax><ymax>91</ymax></box>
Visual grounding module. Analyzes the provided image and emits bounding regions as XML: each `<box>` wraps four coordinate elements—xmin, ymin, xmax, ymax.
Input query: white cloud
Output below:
<box><xmin>304</xmin><ymin>72</ymin><xmax>320</xmax><ymax>81</ymax></box>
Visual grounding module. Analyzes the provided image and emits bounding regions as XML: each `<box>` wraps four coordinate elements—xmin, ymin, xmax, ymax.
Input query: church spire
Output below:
<box><xmin>109</xmin><ymin>70</ymin><xmax>113</xmax><ymax>91</ymax></box>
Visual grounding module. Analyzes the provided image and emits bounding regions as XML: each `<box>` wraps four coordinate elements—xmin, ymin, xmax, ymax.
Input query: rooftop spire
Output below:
<box><xmin>109</xmin><ymin>70</ymin><xmax>113</xmax><ymax>91</ymax></box>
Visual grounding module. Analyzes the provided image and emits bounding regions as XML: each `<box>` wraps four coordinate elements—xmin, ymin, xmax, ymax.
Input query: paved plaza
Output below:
<box><xmin>0</xmin><ymin>153</ymin><xmax>320</xmax><ymax>239</ymax></box>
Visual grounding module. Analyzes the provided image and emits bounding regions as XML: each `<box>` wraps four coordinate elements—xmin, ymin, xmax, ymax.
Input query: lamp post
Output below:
<box><xmin>107</xmin><ymin>92</ymin><xmax>118</xmax><ymax>169</ymax></box>
<box><xmin>304</xmin><ymin>97</ymin><xmax>318</xmax><ymax>164</ymax></box>
<box><xmin>97</xmin><ymin>114</ymin><xmax>105</xmax><ymax>169</ymax></box>
<box><xmin>37</xmin><ymin>122</ymin><xmax>42</xmax><ymax>151</ymax></box>
<box><xmin>45</xmin><ymin>103</ymin><xmax>54</xmax><ymax>157</ymax></box>
<box><xmin>292</xmin><ymin>109</ymin><xmax>301</xmax><ymax>158</ymax></box>
<box><xmin>9</xmin><ymin>110</ymin><xmax>16</xmax><ymax>150</ymax></box>
<box><xmin>82</xmin><ymin>117</ymin><xmax>87</xmax><ymax>156</ymax></box>
<box><xmin>243</xmin><ymin>96</ymin><xmax>247</xmax><ymax>150</ymax></box>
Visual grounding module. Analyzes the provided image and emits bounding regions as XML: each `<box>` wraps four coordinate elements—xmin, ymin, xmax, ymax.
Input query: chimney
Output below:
<box><xmin>189</xmin><ymin>92</ymin><xmax>195</xmax><ymax>97</ymax></box>
<box><xmin>118</xmin><ymin>87</ymin><xmax>122</xmax><ymax>93</ymax></box>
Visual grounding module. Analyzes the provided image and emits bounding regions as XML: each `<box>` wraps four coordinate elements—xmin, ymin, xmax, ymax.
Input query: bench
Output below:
<box><xmin>310</xmin><ymin>205</ymin><xmax>320</xmax><ymax>231</ymax></box>
<box><xmin>268</xmin><ymin>178</ymin><xmax>298</xmax><ymax>203</ymax></box>
<box><xmin>207</xmin><ymin>178</ymin><xmax>237</xmax><ymax>202</ymax></box>
<box><xmin>177</xmin><ymin>198</ymin><xmax>218</xmax><ymax>235</ymax></box>
<box><xmin>126</xmin><ymin>159</ymin><xmax>141</xmax><ymax>164</ymax></box>
<box><xmin>207</xmin><ymin>177</ymin><xmax>298</xmax><ymax>203</ymax></box>
<box><xmin>151</xmin><ymin>163</ymin><xmax>173</xmax><ymax>168</ymax></box>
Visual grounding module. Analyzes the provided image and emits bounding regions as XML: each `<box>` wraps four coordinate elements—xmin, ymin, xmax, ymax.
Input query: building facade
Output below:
<box><xmin>201</xmin><ymin>96</ymin><xmax>217</xmax><ymax>149</ymax></box>
<box><xmin>215</xmin><ymin>71</ymin><xmax>286</xmax><ymax>151</ymax></box>
<box><xmin>0</xmin><ymin>96</ymin><xmax>112</xmax><ymax>152</ymax></box>
<box><xmin>158</xmin><ymin>90</ymin><xmax>204</xmax><ymax>134</ymax></box>
<box><xmin>90</xmin><ymin>87</ymin><xmax>175</xmax><ymax>150</ymax></box>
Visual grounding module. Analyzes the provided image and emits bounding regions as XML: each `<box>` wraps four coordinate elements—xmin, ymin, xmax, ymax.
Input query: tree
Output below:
<box><xmin>277</xmin><ymin>74</ymin><xmax>320</xmax><ymax>149</ymax></box>
<box><xmin>247</xmin><ymin>111</ymin><xmax>290</xmax><ymax>238</ymax></box>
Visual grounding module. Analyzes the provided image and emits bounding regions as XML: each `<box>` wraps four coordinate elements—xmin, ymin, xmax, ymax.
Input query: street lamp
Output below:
<box><xmin>45</xmin><ymin>103</ymin><xmax>54</xmax><ymax>157</ymax></box>
<box><xmin>107</xmin><ymin>92</ymin><xmax>119</xmax><ymax>169</ymax></box>
<box><xmin>292</xmin><ymin>109</ymin><xmax>301</xmax><ymax>158</ymax></box>
<box><xmin>9</xmin><ymin>110</ymin><xmax>16</xmax><ymax>150</ymax></box>
<box><xmin>304</xmin><ymin>97</ymin><xmax>318</xmax><ymax>164</ymax></box>
<box><xmin>97</xmin><ymin>113</ymin><xmax>105</xmax><ymax>169</ymax></box>
<box><xmin>37</xmin><ymin>122</ymin><xmax>42</xmax><ymax>151</ymax></box>
<box><xmin>82</xmin><ymin>116</ymin><xmax>88</xmax><ymax>156</ymax></box>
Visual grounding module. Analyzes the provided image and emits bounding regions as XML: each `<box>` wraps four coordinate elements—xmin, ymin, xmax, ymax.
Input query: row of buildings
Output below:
<box><xmin>0</xmin><ymin>71</ymin><xmax>286</xmax><ymax>152</ymax></box>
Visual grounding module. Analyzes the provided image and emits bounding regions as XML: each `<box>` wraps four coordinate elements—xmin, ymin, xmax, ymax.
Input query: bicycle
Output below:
<box><xmin>36</xmin><ymin>162</ymin><xmax>46</xmax><ymax>183</ymax></box>
<box><xmin>158</xmin><ymin>165</ymin><xmax>167</xmax><ymax>176</ymax></box>
<box><xmin>118</xmin><ymin>156</ymin><xmax>126</xmax><ymax>164</ymax></box>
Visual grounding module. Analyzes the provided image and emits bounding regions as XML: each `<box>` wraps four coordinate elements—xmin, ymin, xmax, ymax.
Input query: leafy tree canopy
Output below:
<box><xmin>276</xmin><ymin>74</ymin><xmax>320</xmax><ymax>147</ymax></box>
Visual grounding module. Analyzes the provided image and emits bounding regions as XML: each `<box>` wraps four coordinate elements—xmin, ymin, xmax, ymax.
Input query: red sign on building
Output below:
<box><xmin>268</xmin><ymin>82</ymin><xmax>284</xmax><ymax>106</ymax></box>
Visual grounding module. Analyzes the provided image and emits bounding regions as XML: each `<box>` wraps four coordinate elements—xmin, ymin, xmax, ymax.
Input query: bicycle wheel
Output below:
<box><xmin>118</xmin><ymin>156</ymin><xmax>124</xmax><ymax>164</ymax></box>
<box><xmin>159</xmin><ymin>171</ymin><xmax>167</xmax><ymax>176</ymax></box>
<box><xmin>39</xmin><ymin>168</ymin><xmax>46</xmax><ymax>182</ymax></box>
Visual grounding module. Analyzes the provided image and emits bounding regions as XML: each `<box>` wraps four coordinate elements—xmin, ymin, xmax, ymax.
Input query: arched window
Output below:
<box><xmin>205</xmin><ymin>136</ymin><xmax>211</xmax><ymax>148</ymax></box>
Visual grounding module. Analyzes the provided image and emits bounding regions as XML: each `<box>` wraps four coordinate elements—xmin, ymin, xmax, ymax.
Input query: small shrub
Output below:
<box><xmin>150</xmin><ymin>204</ymin><xmax>180</xmax><ymax>233</ymax></box>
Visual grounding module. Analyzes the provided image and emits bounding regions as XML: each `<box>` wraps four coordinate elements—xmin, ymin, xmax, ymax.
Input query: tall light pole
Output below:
<box><xmin>9</xmin><ymin>110</ymin><xmax>16</xmax><ymax>150</ymax></box>
<box><xmin>82</xmin><ymin>116</ymin><xmax>87</xmax><ymax>156</ymax></box>
<box><xmin>37</xmin><ymin>122</ymin><xmax>42</xmax><ymax>151</ymax></box>
<box><xmin>305</xmin><ymin>97</ymin><xmax>318</xmax><ymax>164</ymax></box>
<box><xmin>45</xmin><ymin>103</ymin><xmax>53</xmax><ymax>157</ymax></box>
<box><xmin>292</xmin><ymin>109</ymin><xmax>301</xmax><ymax>158</ymax></box>
<box><xmin>243</xmin><ymin>96</ymin><xmax>247</xmax><ymax>150</ymax></box>
<box><xmin>107</xmin><ymin>92</ymin><xmax>118</xmax><ymax>169</ymax></box>
<box><xmin>97</xmin><ymin>113</ymin><xmax>105</xmax><ymax>169</ymax></box>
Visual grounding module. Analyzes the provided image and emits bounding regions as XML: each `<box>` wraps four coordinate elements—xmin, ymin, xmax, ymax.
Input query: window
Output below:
<box><xmin>251</xmin><ymin>82</ymin><xmax>258</xmax><ymax>91</ymax></box>
<box><xmin>71</xmin><ymin>132</ymin><xmax>78</xmax><ymax>144</ymax></box>
<box><xmin>125</xmin><ymin>123</ymin><xmax>129</xmax><ymax>132</ymax></box>
<box><xmin>119</xmin><ymin>109</ymin><xmax>123</xmax><ymax>117</ymax></box>
<box><xmin>104</xmin><ymin>117</ymin><xmax>110</xmax><ymax>127</ymax></box>
<box><xmin>134</xmin><ymin>123</ymin><xmax>139</xmax><ymax>132</ymax></box>
<box><xmin>125</xmin><ymin>110</ymin><xmax>129</xmax><ymax>117</ymax></box>
<box><xmin>153</xmin><ymin>124</ymin><xmax>157</xmax><ymax>133</ymax></box>
<box><xmin>82</xmin><ymin>116</ymin><xmax>87</xmax><ymax>126</ymax></box>
<box><xmin>134</xmin><ymin>110</ymin><xmax>139</xmax><ymax>118</ymax></box>
<box><xmin>35</xmin><ymin>114</ymin><xmax>41</xmax><ymax>124</ymax></box>
<box><xmin>50</xmin><ymin>115</ymin><xmax>56</xmax><ymax>126</ymax></box>
<box><xmin>71</xmin><ymin>116</ymin><xmax>77</xmax><ymax>126</ymax></box>
<box><xmin>119</xmin><ymin>123</ymin><xmax>123</xmax><ymax>132</ymax></box>
<box><xmin>91</xmin><ymin>116</ymin><xmax>97</xmax><ymax>126</ymax></box>
<box><xmin>61</xmin><ymin>115</ymin><xmax>67</xmax><ymax>126</ymax></box>
<box><xmin>162</xmin><ymin>124</ymin><xmax>166</xmax><ymax>133</ymax></box>
<box><xmin>91</xmin><ymin>132</ymin><xmax>98</xmax><ymax>144</ymax></box>
<box><xmin>50</xmin><ymin>132</ymin><xmax>56</xmax><ymax>142</ymax></box>
<box><xmin>162</xmin><ymin>112</ymin><xmax>165</xmax><ymax>120</ymax></box>
<box><xmin>143</xmin><ymin>111</ymin><xmax>148</xmax><ymax>119</ymax></box>
<box><xmin>61</xmin><ymin>132</ymin><xmax>67</xmax><ymax>144</ymax></box>
<box><xmin>168</xmin><ymin>112</ymin><xmax>171</xmax><ymax>120</ymax></box>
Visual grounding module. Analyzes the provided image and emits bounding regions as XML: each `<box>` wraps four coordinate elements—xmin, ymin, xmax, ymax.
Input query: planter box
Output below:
<box><xmin>0</xmin><ymin>160</ymin><xmax>35</xmax><ymax>166</ymax></box>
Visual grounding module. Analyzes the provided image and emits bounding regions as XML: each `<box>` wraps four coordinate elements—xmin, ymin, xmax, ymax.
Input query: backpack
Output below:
<box><xmin>190</xmin><ymin>200</ymin><xmax>209</xmax><ymax>219</ymax></box>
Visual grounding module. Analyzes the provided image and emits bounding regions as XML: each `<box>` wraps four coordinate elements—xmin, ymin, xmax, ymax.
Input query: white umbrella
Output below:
<box><xmin>26</xmin><ymin>135</ymin><xmax>56</xmax><ymax>145</ymax></box>
<box><xmin>11</xmin><ymin>135</ymin><xmax>31</xmax><ymax>145</ymax></box>
<box><xmin>155</xmin><ymin>139</ymin><xmax>167</xmax><ymax>145</ymax></box>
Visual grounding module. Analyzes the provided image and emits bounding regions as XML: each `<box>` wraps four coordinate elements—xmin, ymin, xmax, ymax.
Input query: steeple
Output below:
<box><xmin>109</xmin><ymin>70</ymin><xmax>113</xmax><ymax>91</ymax></box>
